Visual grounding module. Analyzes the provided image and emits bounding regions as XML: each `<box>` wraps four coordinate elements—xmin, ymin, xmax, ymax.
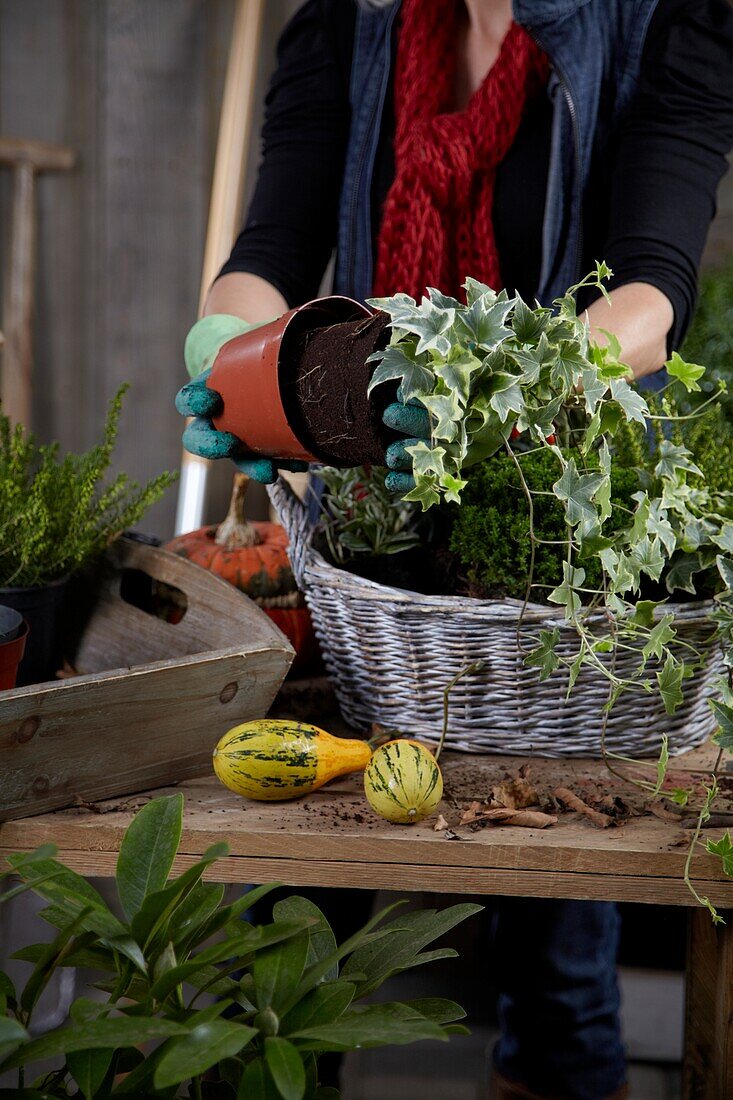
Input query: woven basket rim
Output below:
<box><xmin>303</xmin><ymin>542</ymin><xmax>715</xmax><ymax>625</ymax></box>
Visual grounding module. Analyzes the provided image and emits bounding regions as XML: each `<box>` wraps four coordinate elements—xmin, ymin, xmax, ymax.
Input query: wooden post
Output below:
<box><xmin>0</xmin><ymin>137</ymin><xmax>75</xmax><ymax>428</ymax></box>
<box><xmin>683</xmin><ymin>908</ymin><xmax>733</xmax><ymax>1099</ymax></box>
<box><xmin>174</xmin><ymin>0</ymin><xmax>266</xmax><ymax>536</ymax></box>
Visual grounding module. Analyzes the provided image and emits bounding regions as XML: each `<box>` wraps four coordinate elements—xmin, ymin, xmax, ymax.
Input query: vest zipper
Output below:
<box><xmin>346</xmin><ymin>7</ymin><xmax>399</xmax><ymax>299</ymax></box>
<box><xmin>526</xmin><ymin>25</ymin><xmax>584</xmax><ymax>286</ymax></box>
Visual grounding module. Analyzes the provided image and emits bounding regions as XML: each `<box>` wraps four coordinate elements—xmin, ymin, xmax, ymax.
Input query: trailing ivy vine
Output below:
<box><xmin>368</xmin><ymin>265</ymin><xmax>733</xmax><ymax>916</ymax></box>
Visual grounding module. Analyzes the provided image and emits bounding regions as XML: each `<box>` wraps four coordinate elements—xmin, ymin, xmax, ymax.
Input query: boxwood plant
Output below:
<box><xmin>365</xmin><ymin>264</ymin><xmax>733</xmax><ymax>916</ymax></box>
<box><xmin>0</xmin><ymin>794</ymin><xmax>478</xmax><ymax>1099</ymax></box>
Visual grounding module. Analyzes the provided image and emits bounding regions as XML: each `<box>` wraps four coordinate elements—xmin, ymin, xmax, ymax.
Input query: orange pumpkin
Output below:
<box><xmin>166</xmin><ymin>474</ymin><xmax>318</xmax><ymax>670</ymax></box>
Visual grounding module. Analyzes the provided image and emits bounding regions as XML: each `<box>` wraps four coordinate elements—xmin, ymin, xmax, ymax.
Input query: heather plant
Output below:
<box><xmin>0</xmin><ymin>386</ymin><xmax>176</xmax><ymax>588</ymax></box>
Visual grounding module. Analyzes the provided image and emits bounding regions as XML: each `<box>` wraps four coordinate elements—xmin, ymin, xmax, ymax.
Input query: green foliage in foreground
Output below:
<box><xmin>0</xmin><ymin>794</ymin><xmax>479</xmax><ymax>1098</ymax></box>
<box><xmin>0</xmin><ymin>385</ymin><xmax>176</xmax><ymax>588</ymax></box>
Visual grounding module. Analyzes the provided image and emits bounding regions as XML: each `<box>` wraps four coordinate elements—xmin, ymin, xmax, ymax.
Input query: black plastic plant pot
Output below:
<box><xmin>0</xmin><ymin>577</ymin><xmax>68</xmax><ymax>686</ymax></box>
<box><xmin>208</xmin><ymin>296</ymin><xmax>399</xmax><ymax>467</ymax></box>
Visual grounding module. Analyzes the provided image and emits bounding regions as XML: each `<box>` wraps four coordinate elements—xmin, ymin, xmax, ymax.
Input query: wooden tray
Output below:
<box><xmin>0</xmin><ymin>537</ymin><xmax>293</xmax><ymax>821</ymax></box>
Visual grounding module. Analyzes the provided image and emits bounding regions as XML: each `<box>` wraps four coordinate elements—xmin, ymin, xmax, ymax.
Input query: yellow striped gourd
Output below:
<box><xmin>364</xmin><ymin>740</ymin><xmax>443</xmax><ymax>824</ymax></box>
<box><xmin>212</xmin><ymin>719</ymin><xmax>372</xmax><ymax>801</ymax></box>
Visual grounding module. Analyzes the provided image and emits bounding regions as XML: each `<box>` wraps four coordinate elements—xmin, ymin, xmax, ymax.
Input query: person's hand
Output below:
<box><xmin>176</xmin><ymin>314</ymin><xmax>309</xmax><ymax>484</ymax></box>
<box><xmin>382</xmin><ymin>400</ymin><xmax>431</xmax><ymax>494</ymax></box>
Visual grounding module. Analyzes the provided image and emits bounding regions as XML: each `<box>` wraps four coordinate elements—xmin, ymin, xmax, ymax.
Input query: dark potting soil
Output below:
<box><xmin>283</xmin><ymin>310</ymin><xmax>398</xmax><ymax>466</ymax></box>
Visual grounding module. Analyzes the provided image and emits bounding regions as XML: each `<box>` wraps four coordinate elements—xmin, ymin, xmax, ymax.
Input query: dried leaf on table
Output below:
<box><xmin>434</xmin><ymin>814</ymin><xmax>449</xmax><ymax>832</ymax></box>
<box><xmin>460</xmin><ymin>802</ymin><xmax>556</xmax><ymax>829</ymax></box>
<box><xmin>553</xmin><ymin>787</ymin><xmax>617</xmax><ymax>829</ymax></box>
<box><xmin>491</xmin><ymin>769</ymin><xmax>538</xmax><ymax>810</ymax></box>
<box><xmin>647</xmin><ymin>800</ymin><xmax>682</xmax><ymax>824</ymax></box>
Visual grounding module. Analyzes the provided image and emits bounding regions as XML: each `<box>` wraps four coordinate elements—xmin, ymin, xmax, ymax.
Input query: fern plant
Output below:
<box><xmin>0</xmin><ymin>386</ymin><xmax>176</xmax><ymax>588</ymax></box>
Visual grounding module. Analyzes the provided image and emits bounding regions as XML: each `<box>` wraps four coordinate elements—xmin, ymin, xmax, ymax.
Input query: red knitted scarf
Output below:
<box><xmin>373</xmin><ymin>1</ymin><xmax>549</xmax><ymax>301</ymax></box>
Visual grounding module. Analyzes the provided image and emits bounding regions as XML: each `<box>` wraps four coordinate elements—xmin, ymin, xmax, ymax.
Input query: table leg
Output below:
<box><xmin>683</xmin><ymin>908</ymin><xmax>733</xmax><ymax>1099</ymax></box>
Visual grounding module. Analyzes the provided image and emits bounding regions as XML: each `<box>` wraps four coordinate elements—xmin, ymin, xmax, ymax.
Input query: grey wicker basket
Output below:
<box><xmin>269</xmin><ymin>477</ymin><xmax>723</xmax><ymax>758</ymax></box>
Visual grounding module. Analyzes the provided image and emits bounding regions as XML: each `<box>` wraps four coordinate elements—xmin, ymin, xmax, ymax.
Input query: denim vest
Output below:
<box><xmin>333</xmin><ymin>0</ymin><xmax>660</xmax><ymax>307</ymax></box>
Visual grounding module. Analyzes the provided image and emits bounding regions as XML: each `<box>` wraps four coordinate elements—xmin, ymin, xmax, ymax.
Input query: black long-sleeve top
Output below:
<box><xmin>220</xmin><ymin>0</ymin><xmax>733</xmax><ymax>349</ymax></box>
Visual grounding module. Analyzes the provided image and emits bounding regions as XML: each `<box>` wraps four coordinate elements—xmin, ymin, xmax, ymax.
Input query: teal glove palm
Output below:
<box><xmin>176</xmin><ymin>314</ymin><xmax>308</xmax><ymax>485</ymax></box>
<box><xmin>383</xmin><ymin>401</ymin><xmax>431</xmax><ymax>494</ymax></box>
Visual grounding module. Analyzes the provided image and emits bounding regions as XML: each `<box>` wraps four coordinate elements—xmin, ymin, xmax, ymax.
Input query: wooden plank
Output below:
<box><xmin>683</xmin><ymin>909</ymin><xmax>733</xmax><ymax>1099</ymax></box>
<box><xmin>0</xmin><ymin>846</ymin><xmax>730</xmax><ymax>909</ymax></box>
<box><xmin>4</xmin><ymin>743</ymin><xmax>733</xmax><ymax>906</ymax></box>
<box><xmin>0</xmin><ymin>647</ymin><xmax>290</xmax><ymax>821</ymax></box>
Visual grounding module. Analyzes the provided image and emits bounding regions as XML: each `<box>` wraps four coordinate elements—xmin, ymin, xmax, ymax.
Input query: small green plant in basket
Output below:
<box><xmin>0</xmin><ymin>794</ymin><xmax>479</xmax><ymax>1098</ymax></box>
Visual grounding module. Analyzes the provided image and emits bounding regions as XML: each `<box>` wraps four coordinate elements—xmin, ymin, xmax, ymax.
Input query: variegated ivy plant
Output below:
<box><xmin>367</xmin><ymin>264</ymin><xmax>733</xmax><ymax>917</ymax></box>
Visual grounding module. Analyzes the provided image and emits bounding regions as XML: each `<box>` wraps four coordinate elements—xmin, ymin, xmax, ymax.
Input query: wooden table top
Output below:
<box><xmin>3</xmin><ymin>733</ymin><xmax>733</xmax><ymax>909</ymax></box>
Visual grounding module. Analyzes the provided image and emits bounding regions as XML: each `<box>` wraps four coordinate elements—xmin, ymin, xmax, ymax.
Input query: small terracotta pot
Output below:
<box><xmin>207</xmin><ymin>296</ymin><xmax>373</xmax><ymax>463</ymax></box>
<box><xmin>0</xmin><ymin>619</ymin><xmax>29</xmax><ymax>690</ymax></box>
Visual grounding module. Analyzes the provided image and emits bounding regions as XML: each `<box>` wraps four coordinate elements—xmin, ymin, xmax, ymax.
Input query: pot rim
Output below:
<box><xmin>0</xmin><ymin>574</ymin><xmax>70</xmax><ymax>596</ymax></box>
<box><xmin>209</xmin><ymin>295</ymin><xmax>373</xmax><ymax>463</ymax></box>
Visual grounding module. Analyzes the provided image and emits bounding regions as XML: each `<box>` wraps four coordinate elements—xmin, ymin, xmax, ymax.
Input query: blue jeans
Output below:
<box><xmin>492</xmin><ymin>898</ymin><xmax>626</xmax><ymax>1099</ymax></box>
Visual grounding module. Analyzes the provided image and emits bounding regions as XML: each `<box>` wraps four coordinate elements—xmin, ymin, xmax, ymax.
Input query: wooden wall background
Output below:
<box><xmin>0</xmin><ymin>0</ymin><xmax>299</xmax><ymax>535</ymax></box>
<box><xmin>0</xmin><ymin>0</ymin><xmax>731</xmax><ymax>536</ymax></box>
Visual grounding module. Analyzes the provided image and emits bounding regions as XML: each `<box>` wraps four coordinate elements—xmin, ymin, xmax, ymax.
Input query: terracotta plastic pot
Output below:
<box><xmin>207</xmin><ymin>296</ymin><xmax>388</xmax><ymax>465</ymax></box>
<box><xmin>0</xmin><ymin>618</ymin><xmax>29</xmax><ymax>690</ymax></box>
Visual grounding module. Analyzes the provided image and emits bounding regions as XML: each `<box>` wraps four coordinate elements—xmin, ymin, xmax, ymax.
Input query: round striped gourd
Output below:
<box><xmin>364</xmin><ymin>740</ymin><xmax>443</xmax><ymax>824</ymax></box>
<box><xmin>213</xmin><ymin>719</ymin><xmax>371</xmax><ymax>801</ymax></box>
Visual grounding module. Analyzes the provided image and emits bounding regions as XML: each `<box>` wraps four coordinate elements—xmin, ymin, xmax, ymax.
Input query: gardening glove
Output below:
<box><xmin>176</xmin><ymin>314</ymin><xmax>309</xmax><ymax>485</ymax></box>
<box><xmin>382</xmin><ymin>400</ymin><xmax>431</xmax><ymax>494</ymax></box>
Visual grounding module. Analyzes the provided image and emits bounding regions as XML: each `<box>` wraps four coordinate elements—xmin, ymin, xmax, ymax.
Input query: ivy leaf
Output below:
<box><xmin>403</xmin><ymin>478</ymin><xmax>441</xmax><ymax>511</ymax></box>
<box><xmin>713</xmin><ymin>526</ymin><xmax>733</xmax><ymax>555</ymax></box>
<box><xmin>654</xmin><ymin>440</ymin><xmax>703</xmax><ymax>481</ymax></box>
<box><xmin>552</xmin><ymin>341</ymin><xmax>590</xmax><ymax>388</ymax></box>
<box><xmin>407</xmin><ymin>441</ymin><xmax>446</xmax><ymax>480</ymax></box>
<box><xmin>512</xmin><ymin>334</ymin><xmax>553</xmax><ymax>384</ymax></box>
<box><xmin>548</xmin><ymin>562</ymin><xmax>586</xmax><ymax>618</ymax></box>
<box><xmin>433</xmin><ymin>348</ymin><xmax>482</xmax><ymax>401</ymax></box>
<box><xmin>718</xmin><ymin>556</ymin><xmax>733</xmax><ymax>594</ymax></box>
<box><xmin>666</xmin><ymin>350</ymin><xmax>706</xmax><ymax>393</ymax></box>
<box><xmin>629</xmin><ymin>492</ymin><xmax>651</xmax><ymax>543</ymax></box>
<box><xmin>455</xmin><ymin>297</ymin><xmax>513</xmax><ymax>351</ymax></box>
<box><xmin>463</xmin><ymin>276</ymin><xmax>498</xmax><ymax>306</ymax></box>
<box><xmin>609</xmin><ymin>377</ymin><xmax>649</xmax><ymax>424</ymax></box>
<box><xmin>648</xmin><ymin>501</ymin><xmax>676</xmax><ymax>556</ymax></box>
<box><xmin>632</xmin><ymin>600</ymin><xmax>668</xmax><ymax>629</ymax></box>
<box><xmin>366</xmin><ymin>291</ymin><xmax>418</xmax><ymax>322</ymax></box>
<box><xmin>421</xmin><ymin>392</ymin><xmax>463</xmax><ymax>442</ymax></box>
<box><xmin>512</xmin><ymin>297</ymin><xmax>551</xmax><ymax>343</ymax></box>
<box><xmin>426</xmin><ymin>287</ymin><xmax>463</xmax><ymax>311</ymax></box>
<box><xmin>553</xmin><ymin>459</ymin><xmax>605</xmax><ymax>528</ymax></box>
<box><xmin>525</xmin><ymin>628</ymin><xmax>560</xmax><ymax>680</ymax></box>
<box><xmin>487</xmin><ymin>374</ymin><xmax>524</xmax><ymax>423</ymax></box>
<box><xmin>665</xmin><ymin>552</ymin><xmax>704</xmax><ymax>595</ymax></box>
<box><xmin>518</xmin><ymin>396</ymin><xmax>563</xmax><ymax>440</ymax></box>
<box><xmin>441</xmin><ymin>473</ymin><xmax>468</xmax><ymax>504</ymax></box>
<box><xmin>367</xmin><ymin>347</ymin><xmax>434</xmax><ymax>404</ymax></box>
<box><xmin>395</xmin><ymin>298</ymin><xmax>456</xmax><ymax>356</ymax></box>
<box><xmin>711</xmin><ymin>700</ymin><xmax>733</xmax><ymax>750</ymax></box>
<box><xmin>706</xmin><ymin>832</ymin><xmax>733</xmax><ymax>877</ymax></box>
<box><xmin>656</xmin><ymin>654</ymin><xmax>685</xmax><ymax>715</ymax></box>
<box><xmin>580</xmin><ymin>369</ymin><xmax>609</xmax><ymax>416</ymax></box>
<box><xmin>629</xmin><ymin>536</ymin><xmax>665</xmax><ymax>583</ymax></box>
<box><xmin>642</xmin><ymin>614</ymin><xmax>676</xmax><ymax>661</ymax></box>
